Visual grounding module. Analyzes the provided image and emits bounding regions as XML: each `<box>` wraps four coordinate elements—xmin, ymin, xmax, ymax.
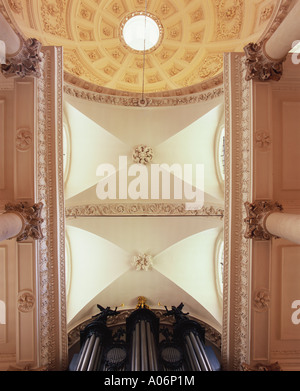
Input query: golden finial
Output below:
<box><xmin>136</xmin><ymin>296</ymin><xmax>149</xmax><ymax>309</ymax></box>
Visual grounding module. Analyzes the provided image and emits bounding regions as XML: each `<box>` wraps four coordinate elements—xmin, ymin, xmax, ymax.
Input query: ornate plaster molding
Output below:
<box><xmin>253</xmin><ymin>289</ymin><xmax>271</xmax><ymax>312</ymax></box>
<box><xmin>35</xmin><ymin>47</ymin><xmax>68</xmax><ymax>370</ymax></box>
<box><xmin>65</xmin><ymin>203</ymin><xmax>224</xmax><ymax>218</ymax></box>
<box><xmin>244</xmin><ymin>40</ymin><xmax>284</xmax><ymax>82</ymax></box>
<box><xmin>132</xmin><ymin>145</ymin><xmax>153</xmax><ymax>165</ymax></box>
<box><xmin>243</xmin><ymin>0</ymin><xmax>294</xmax><ymax>82</ymax></box>
<box><xmin>1</xmin><ymin>38</ymin><xmax>43</xmax><ymax>78</ymax></box>
<box><xmin>244</xmin><ymin>200</ymin><xmax>283</xmax><ymax>240</ymax></box>
<box><xmin>222</xmin><ymin>53</ymin><xmax>253</xmax><ymax>371</ymax></box>
<box><xmin>4</xmin><ymin>201</ymin><xmax>44</xmax><ymax>241</ymax></box>
<box><xmin>16</xmin><ymin>128</ymin><xmax>33</xmax><ymax>151</ymax></box>
<box><xmin>17</xmin><ymin>290</ymin><xmax>35</xmax><ymax>313</ymax></box>
<box><xmin>132</xmin><ymin>253</ymin><xmax>153</xmax><ymax>271</ymax></box>
<box><xmin>255</xmin><ymin>130</ymin><xmax>272</xmax><ymax>150</ymax></box>
<box><xmin>63</xmin><ymin>82</ymin><xmax>224</xmax><ymax>108</ymax></box>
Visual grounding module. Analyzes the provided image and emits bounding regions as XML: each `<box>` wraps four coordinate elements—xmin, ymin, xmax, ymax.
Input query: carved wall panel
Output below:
<box><xmin>14</xmin><ymin>80</ymin><xmax>34</xmax><ymax>201</ymax></box>
<box><xmin>272</xmin><ymin>57</ymin><xmax>300</xmax><ymax>202</ymax></box>
<box><xmin>0</xmin><ymin>240</ymin><xmax>16</xmax><ymax>369</ymax></box>
<box><xmin>0</xmin><ymin>100</ymin><xmax>4</xmax><ymax>190</ymax></box>
<box><xmin>250</xmin><ymin>55</ymin><xmax>300</xmax><ymax>370</ymax></box>
<box><xmin>16</xmin><ymin>242</ymin><xmax>36</xmax><ymax>366</ymax></box>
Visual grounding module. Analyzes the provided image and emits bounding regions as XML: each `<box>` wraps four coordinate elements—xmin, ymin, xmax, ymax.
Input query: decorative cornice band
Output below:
<box><xmin>63</xmin><ymin>82</ymin><xmax>224</xmax><ymax>107</ymax></box>
<box><xmin>65</xmin><ymin>203</ymin><xmax>224</xmax><ymax>218</ymax></box>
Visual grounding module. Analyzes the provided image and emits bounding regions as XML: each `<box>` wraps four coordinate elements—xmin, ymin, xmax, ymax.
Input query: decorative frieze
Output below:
<box><xmin>65</xmin><ymin>203</ymin><xmax>224</xmax><ymax>217</ymax></box>
<box><xmin>244</xmin><ymin>40</ymin><xmax>284</xmax><ymax>82</ymax></box>
<box><xmin>1</xmin><ymin>38</ymin><xmax>43</xmax><ymax>78</ymax></box>
<box><xmin>4</xmin><ymin>201</ymin><xmax>44</xmax><ymax>242</ymax></box>
<box><xmin>244</xmin><ymin>200</ymin><xmax>283</xmax><ymax>240</ymax></box>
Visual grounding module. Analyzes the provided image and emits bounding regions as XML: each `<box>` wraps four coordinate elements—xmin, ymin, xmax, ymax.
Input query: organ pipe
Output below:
<box><xmin>69</xmin><ymin>301</ymin><xmax>220</xmax><ymax>372</ymax></box>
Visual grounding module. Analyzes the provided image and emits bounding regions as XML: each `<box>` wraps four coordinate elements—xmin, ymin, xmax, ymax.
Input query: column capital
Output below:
<box><xmin>243</xmin><ymin>40</ymin><xmax>285</xmax><ymax>82</ymax></box>
<box><xmin>244</xmin><ymin>200</ymin><xmax>283</xmax><ymax>240</ymax></box>
<box><xmin>1</xmin><ymin>38</ymin><xmax>43</xmax><ymax>78</ymax></box>
<box><xmin>4</xmin><ymin>201</ymin><xmax>44</xmax><ymax>242</ymax></box>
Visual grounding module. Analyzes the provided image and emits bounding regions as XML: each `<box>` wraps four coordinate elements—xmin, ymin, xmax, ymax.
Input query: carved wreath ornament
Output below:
<box><xmin>17</xmin><ymin>291</ymin><xmax>35</xmax><ymax>313</ymax></box>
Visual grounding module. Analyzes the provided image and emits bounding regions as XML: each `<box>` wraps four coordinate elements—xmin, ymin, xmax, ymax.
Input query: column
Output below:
<box><xmin>0</xmin><ymin>212</ymin><xmax>24</xmax><ymax>242</ymax></box>
<box><xmin>244</xmin><ymin>1</ymin><xmax>300</xmax><ymax>81</ymax></box>
<box><xmin>0</xmin><ymin>202</ymin><xmax>44</xmax><ymax>242</ymax></box>
<box><xmin>265</xmin><ymin>212</ymin><xmax>300</xmax><ymax>245</ymax></box>
<box><xmin>244</xmin><ymin>200</ymin><xmax>300</xmax><ymax>245</ymax></box>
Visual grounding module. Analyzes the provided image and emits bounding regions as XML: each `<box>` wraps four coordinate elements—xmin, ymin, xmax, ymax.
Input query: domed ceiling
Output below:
<box><xmin>4</xmin><ymin>0</ymin><xmax>278</xmax><ymax>93</ymax></box>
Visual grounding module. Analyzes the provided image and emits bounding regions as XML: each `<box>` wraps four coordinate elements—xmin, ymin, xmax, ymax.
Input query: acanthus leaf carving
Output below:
<box><xmin>1</xmin><ymin>38</ymin><xmax>43</xmax><ymax>78</ymax></box>
<box><xmin>244</xmin><ymin>200</ymin><xmax>283</xmax><ymax>240</ymax></box>
<box><xmin>5</xmin><ymin>201</ymin><xmax>44</xmax><ymax>242</ymax></box>
<box><xmin>243</xmin><ymin>40</ymin><xmax>284</xmax><ymax>82</ymax></box>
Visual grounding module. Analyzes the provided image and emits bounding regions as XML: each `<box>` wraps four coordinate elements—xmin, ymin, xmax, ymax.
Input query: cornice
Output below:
<box><xmin>63</xmin><ymin>80</ymin><xmax>224</xmax><ymax>107</ymax></box>
<box><xmin>65</xmin><ymin>203</ymin><xmax>224</xmax><ymax>218</ymax></box>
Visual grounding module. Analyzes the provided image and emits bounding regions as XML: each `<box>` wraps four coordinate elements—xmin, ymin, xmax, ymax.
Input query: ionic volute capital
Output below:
<box><xmin>4</xmin><ymin>201</ymin><xmax>44</xmax><ymax>242</ymax></box>
<box><xmin>244</xmin><ymin>200</ymin><xmax>283</xmax><ymax>240</ymax></box>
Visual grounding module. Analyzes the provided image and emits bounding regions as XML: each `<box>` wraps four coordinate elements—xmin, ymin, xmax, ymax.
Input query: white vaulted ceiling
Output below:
<box><xmin>63</xmin><ymin>94</ymin><xmax>225</xmax><ymax>333</ymax></box>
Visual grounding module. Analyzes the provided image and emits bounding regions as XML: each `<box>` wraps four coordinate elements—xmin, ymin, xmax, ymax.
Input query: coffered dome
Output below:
<box><xmin>4</xmin><ymin>0</ymin><xmax>278</xmax><ymax>93</ymax></box>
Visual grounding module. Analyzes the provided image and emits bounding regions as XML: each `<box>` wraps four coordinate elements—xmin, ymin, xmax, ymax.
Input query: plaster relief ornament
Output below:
<box><xmin>255</xmin><ymin>130</ymin><xmax>271</xmax><ymax>150</ymax></box>
<box><xmin>132</xmin><ymin>145</ymin><xmax>153</xmax><ymax>165</ymax></box>
<box><xmin>132</xmin><ymin>253</ymin><xmax>153</xmax><ymax>271</ymax></box>
<box><xmin>253</xmin><ymin>289</ymin><xmax>270</xmax><ymax>312</ymax></box>
<box><xmin>17</xmin><ymin>291</ymin><xmax>35</xmax><ymax>313</ymax></box>
<box><xmin>16</xmin><ymin>128</ymin><xmax>33</xmax><ymax>151</ymax></box>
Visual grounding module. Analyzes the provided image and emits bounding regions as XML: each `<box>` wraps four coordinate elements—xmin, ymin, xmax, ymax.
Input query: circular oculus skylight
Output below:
<box><xmin>120</xmin><ymin>13</ymin><xmax>163</xmax><ymax>53</ymax></box>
